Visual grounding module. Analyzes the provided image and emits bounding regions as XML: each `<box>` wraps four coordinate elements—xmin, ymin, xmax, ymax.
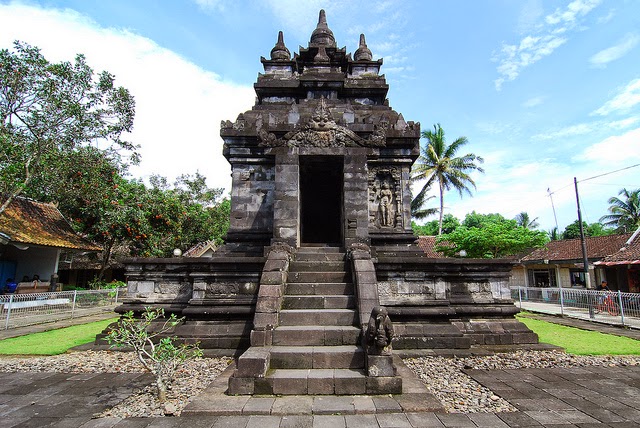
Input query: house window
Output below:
<box><xmin>528</xmin><ymin>269</ymin><xmax>556</xmax><ymax>287</ymax></box>
<box><xmin>570</xmin><ymin>270</ymin><xmax>587</xmax><ymax>287</ymax></box>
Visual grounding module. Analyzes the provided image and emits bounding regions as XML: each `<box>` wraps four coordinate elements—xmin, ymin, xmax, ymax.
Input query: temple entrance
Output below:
<box><xmin>300</xmin><ymin>156</ymin><xmax>343</xmax><ymax>244</ymax></box>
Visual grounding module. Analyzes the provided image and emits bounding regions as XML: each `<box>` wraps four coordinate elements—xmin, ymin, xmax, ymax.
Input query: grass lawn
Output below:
<box><xmin>517</xmin><ymin>314</ymin><xmax>640</xmax><ymax>355</ymax></box>
<box><xmin>0</xmin><ymin>318</ymin><xmax>117</xmax><ymax>356</ymax></box>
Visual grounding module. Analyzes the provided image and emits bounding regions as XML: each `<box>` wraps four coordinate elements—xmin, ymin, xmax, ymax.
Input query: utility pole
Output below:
<box><xmin>574</xmin><ymin>177</ymin><xmax>591</xmax><ymax>289</ymax></box>
<box><xmin>547</xmin><ymin>187</ymin><xmax>559</xmax><ymax>236</ymax></box>
<box><xmin>574</xmin><ymin>177</ymin><xmax>594</xmax><ymax>319</ymax></box>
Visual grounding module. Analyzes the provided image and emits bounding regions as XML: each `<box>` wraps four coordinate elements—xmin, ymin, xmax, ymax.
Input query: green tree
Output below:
<box><xmin>561</xmin><ymin>220</ymin><xmax>615</xmax><ymax>239</ymax></box>
<box><xmin>599</xmin><ymin>188</ymin><xmax>640</xmax><ymax>233</ymax></box>
<box><xmin>0</xmin><ymin>41</ymin><xmax>137</xmax><ymax>215</ymax></box>
<box><xmin>514</xmin><ymin>212</ymin><xmax>539</xmax><ymax>229</ymax></box>
<box><xmin>437</xmin><ymin>212</ymin><xmax>548</xmax><ymax>258</ymax></box>
<box><xmin>411</xmin><ymin>123</ymin><xmax>484</xmax><ymax>235</ymax></box>
<box><xmin>412</xmin><ymin>214</ymin><xmax>460</xmax><ymax>236</ymax></box>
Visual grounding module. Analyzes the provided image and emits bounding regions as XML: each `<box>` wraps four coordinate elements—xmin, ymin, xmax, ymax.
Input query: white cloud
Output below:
<box><xmin>0</xmin><ymin>3</ymin><xmax>255</xmax><ymax>191</ymax></box>
<box><xmin>590</xmin><ymin>33</ymin><xmax>640</xmax><ymax>67</ymax></box>
<box><xmin>493</xmin><ymin>0</ymin><xmax>600</xmax><ymax>90</ymax></box>
<box><xmin>522</xmin><ymin>96</ymin><xmax>545</xmax><ymax>108</ymax></box>
<box><xmin>532</xmin><ymin>117</ymin><xmax>639</xmax><ymax>140</ymax></box>
<box><xmin>545</xmin><ymin>0</ymin><xmax>601</xmax><ymax>25</ymax></box>
<box><xmin>517</xmin><ymin>0</ymin><xmax>544</xmax><ymax>33</ymax></box>
<box><xmin>578</xmin><ymin>127</ymin><xmax>640</xmax><ymax>163</ymax></box>
<box><xmin>597</xmin><ymin>8</ymin><xmax>615</xmax><ymax>24</ymax></box>
<box><xmin>592</xmin><ymin>78</ymin><xmax>640</xmax><ymax>116</ymax></box>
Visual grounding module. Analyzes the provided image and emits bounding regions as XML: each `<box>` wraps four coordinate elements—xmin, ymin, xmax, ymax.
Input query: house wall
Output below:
<box><xmin>2</xmin><ymin>245</ymin><xmax>59</xmax><ymax>282</ymax></box>
<box><xmin>509</xmin><ymin>265</ymin><xmax>527</xmax><ymax>287</ymax></box>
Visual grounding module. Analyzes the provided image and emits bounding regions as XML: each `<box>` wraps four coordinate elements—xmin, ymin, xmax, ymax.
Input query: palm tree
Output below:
<box><xmin>411</xmin><ymin>123</ymin><xmax>484</xmax><ymax>235</ymax></box>
<box><xmin>600</xmin><ymin>188</ymin><xmax>640</xmax><ymax>233</ymax></box>
<box><xmin>514</xmin><ymin>212</ymin><xmax>539</xmax><ymax>229</ymax></box>
<box><xmin>410</xmin><ymin>179</ymin><xmax>438</xmax><ymax>219</ymax></box>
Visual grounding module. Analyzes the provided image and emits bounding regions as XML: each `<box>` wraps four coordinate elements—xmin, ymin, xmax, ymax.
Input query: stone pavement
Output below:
<box><xmin>1</xmin><ymin>362</ymin><xmax>639</xmax><ymax>426</ymax></box>
<box><xmin>1</xmin><ymin>313</ymin><xmax>640</xmax><ymax>427</ymax></box>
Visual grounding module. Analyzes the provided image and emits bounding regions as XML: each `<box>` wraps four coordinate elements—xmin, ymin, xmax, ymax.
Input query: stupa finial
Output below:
<box><xmin>354</xmin><ymin>34</ymin><xmax>372</xmax><ymax>61</ymax></box>
<box><xmin>270</xmin><ymin>31</ymin><xmax>291</xmax><ymax>61</ymax></box>
<box><xmin>310</xmin><ymin>9</ymin><xmax>336</xmax><ymax>47</ymax></box>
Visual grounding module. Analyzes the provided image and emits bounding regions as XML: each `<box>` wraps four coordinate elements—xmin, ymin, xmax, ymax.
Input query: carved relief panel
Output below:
<box><xmin>368</xmin><ymin>167</ymin><xmax>403</xmax><ymax>229</ymax></box>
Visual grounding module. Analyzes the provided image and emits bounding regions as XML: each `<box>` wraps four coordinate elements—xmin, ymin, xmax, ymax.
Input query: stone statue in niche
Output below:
<box><xmin>366</xmin><ymin>306</ymin><xmax>394</xmax><ymax>355</ymax></box>
<box><xmin>378</xmin><ymin>181</ymin><xmax>394</xmax><ymax>227</ymax></box>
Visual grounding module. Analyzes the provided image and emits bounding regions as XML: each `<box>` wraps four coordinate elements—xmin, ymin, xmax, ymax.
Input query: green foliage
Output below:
<box><xmin>561</xmin><ymin>220</ymin><xmax>615</xmax><ymax>239</ymax></box>
<box><xmin>412</xmin><ymin>214</ymin><xmax>460</xmax><ymax>236</ymax></box>
<box><xmin>0</xmin><ymin>318</ymin><xmax>118</xmax><ymax>355</ymax></box>
<box><xmin>514</xmin><ymin>212</ymin><xmax>539</xmax><ymax>229</ymax></box>
<box><xmin>411</xmin><ymin>123</ymin><xmax>484</xmax><ymax>234</ymax></box>
<box><xmin>437</xmin><ymin>212</ymin><xmax>548</xmax><ymax>258</ymax></box>
<box><xmin>600</xmin><ymin>188</ymin><xmax>640</xmax><ymax>233</ymax></box>
<box><xmin>0</xmin><ymin>41</ymin><xmax>137</xmax><ymax>214</ymax></box>
<box><xmin>106</xmin><ymin>308</ymin><xmax>202</xmax><ymax>402</ymax></box>
<box><xmin>517</xmin><ymin>315</ymin><xmax>640</xmax><ymax>355</ymax></box>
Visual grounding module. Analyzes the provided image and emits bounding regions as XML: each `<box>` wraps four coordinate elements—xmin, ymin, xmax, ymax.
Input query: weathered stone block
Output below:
<box><xmin>228</xmin><ymin>376</ymin><xmax>254</xmax><ymax>395</ymax></box>
<box><xmin>366</xmin><ymin>376</ymin><xmax>402</xmax><ymax>395</ymax></box>
<box><xmin>256</xmin><ymin>296</ymin><xmax>280</xmax><ymax>313</ymax></box>
<box><xmin>261</xmin><ymin>271</ymin><xmax>286</xmax><ymax>285</ymax></box>
<box><xmin>367</xmin><ymin>355</ymin><xmax>396</xmax><ymax>377</ymax></box>
<box><xmin>253</xmin><ymin>312</ymin><xmax>278</xmax><ymax>328</ymax></box>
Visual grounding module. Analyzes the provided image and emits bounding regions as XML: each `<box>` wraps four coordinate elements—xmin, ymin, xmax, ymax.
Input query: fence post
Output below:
<box><xmin>617</xmin><ymin>290</ymin><xmax>625</xmax><ymax>326</ymax></box>
<box><xmin>4</xmin><ymin>295</ymin><xmax>13</xmax><ymax>330</ymax></box>
<box><xmin>559</xmin><ymin>286</ymin><xmax>565</xmax><ymax>316</ymax></box>
<box><xmin>71</xmin><ymin>290</ymin><xmax>78</xmax><ymax>319</ymax></box>
<box><xmin>115</xmin><ymin>287</ymin><xmax>119</xmax><ymax>304</ymax></box>
<box><xmin>518</xmin><ymin>286</ymin><xmax>523</xmax><ymax>309</ymax></box>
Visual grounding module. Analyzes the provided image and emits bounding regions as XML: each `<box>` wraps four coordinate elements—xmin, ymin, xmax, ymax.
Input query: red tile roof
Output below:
<box><xmin>598</xmin><ymin>230</ymin><xmax>640</xmax><ymax>265</ymax></box>
<box><xmin>0</xmin><ymin>196</ymin><xmax>101</xmax><ymax>251</ymax></box>
<box><xmin>521</xmin><ymin>233</ymin><xmax>632</xmax><ymax>263</ymax></box>
<box><xmin>416</xmin><ymin>236</ymin><xmax>447</xmax><ymax>258</ymax></box>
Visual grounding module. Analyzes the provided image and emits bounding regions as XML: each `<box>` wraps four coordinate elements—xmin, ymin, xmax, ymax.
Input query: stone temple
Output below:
<box><xmin>117</xmin><ymin>10</ymin><xmax>538</xmax><ymax>395</ymax></box>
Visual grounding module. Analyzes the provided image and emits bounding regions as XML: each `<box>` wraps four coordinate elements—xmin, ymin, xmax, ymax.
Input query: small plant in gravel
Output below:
<box><xmin>106</xmin><ymin>308</ymin><xmax>202</xmax><ymax>402</ymax></box>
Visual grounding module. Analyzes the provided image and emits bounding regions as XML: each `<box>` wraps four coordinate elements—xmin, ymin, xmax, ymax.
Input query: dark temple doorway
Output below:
<box><xmin>300</xmin><ymin>156</ymin><xmax>343</xmax><ymax>244</ymax></box>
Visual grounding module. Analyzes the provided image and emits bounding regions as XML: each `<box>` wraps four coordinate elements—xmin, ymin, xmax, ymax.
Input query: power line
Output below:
<box><xmin>578</xmin><ymin>163</ymin><xmax>640</xmax><ymax>183</ymax></box>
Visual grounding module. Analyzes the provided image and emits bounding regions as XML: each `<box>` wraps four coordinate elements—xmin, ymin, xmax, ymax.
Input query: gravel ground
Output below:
<box><xmin>0</xmin><ymin>351</ymin><xmax>232</xmax><ymax>417</ymax></box>
<box><xmin>1</xmin><ymin>350</ymin><xmax>638</xmax><ymax>417</ymax></box>
<box><xmin>403</xmin><ymin>351</ymin><xmax>640</xmax><ymax>413</ymax></box>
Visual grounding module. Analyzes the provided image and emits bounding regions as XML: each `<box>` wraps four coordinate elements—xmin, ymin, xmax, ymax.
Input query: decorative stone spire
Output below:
<box><xmin>354</xmin><ymin>34</ymin><xmax>372</xmax><ymax>61</ymax></box>
<box><xmin>310</xmin><ymin>9</ymin><xmax>337</xmax><ymax>47</ymax></box>
<box><xmin>270</xmin><ymin>31</ymin><xmax>291</xmax><ymax>61</ymax></box>
<box><xmin>314</xmin><ymin>46</ymin><xmax>330</xmax><ymax>63</ymax></box>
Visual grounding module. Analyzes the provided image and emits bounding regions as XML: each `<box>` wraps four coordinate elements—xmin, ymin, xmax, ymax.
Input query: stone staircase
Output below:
<box><xmin>229</xmin><ymin>246</ymin><xmax>401</xmax><ymax>395</ymax></box>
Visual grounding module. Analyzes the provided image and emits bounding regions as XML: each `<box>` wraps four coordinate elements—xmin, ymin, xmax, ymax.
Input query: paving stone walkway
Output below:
<box><xmin>2</xmin><ymin>364</ymin><xmax>639</xmax><ymax>427</ymax></box>
<box><xmin>2</xmin><ymin>312</ymin><xmax>639</xmax><ymax>427</ymax></box>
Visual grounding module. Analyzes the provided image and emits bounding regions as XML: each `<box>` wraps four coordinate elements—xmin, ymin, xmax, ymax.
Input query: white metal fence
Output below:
<box><xmin>0</xmin><ymin>288</ymin><xmax>124</xmax><ymax>330</ymax></box>
<box><xmin>511</xmin><ymin>286</ymin><xmax>640</xmax><ymax>328</ymax></box>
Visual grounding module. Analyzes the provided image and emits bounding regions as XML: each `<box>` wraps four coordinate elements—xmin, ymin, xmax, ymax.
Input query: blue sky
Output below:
<box><xmin>1</xmin><ymin>0</ymin><xmax>639</xmax><ymax>233</ymax></box>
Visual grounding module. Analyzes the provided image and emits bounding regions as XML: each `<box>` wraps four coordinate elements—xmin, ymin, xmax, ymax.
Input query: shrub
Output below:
<box><xmin>106</xmin><ymin>308</ymin><xmax>202</xmax><ymax>402</ymax></box>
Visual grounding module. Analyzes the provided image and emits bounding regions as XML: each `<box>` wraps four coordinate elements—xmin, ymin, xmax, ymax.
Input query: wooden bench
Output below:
<box><xmin>15</xmin><ymin>282</ymin><xmax>61</xmax><ymax>294</ymax></box>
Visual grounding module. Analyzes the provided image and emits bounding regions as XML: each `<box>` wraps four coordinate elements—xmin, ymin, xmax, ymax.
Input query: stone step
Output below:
<box><xmin>288</xmin><ymin>261</ymin><xmax>350</xmax><ymax>272</ymax></box>
<box><xmin>295</xmin><ymin>252</ymin><xmax>346</xmax><ymax>262</ymax></box>
<box><xmin>282</xmin><ymin>294</ymin><xmax>355</xmax><ymax>310</ymax></box>
<box><xmin>279</xmin><ymin>309</ymin><xmax>357</xmax><ymax>326</ymax></box>
<box><xmin>272</xmin><ymin>325</ymin><xmax>361</xmax><ymax>346</ymax></box>
<box><xmin>297</xmin><ymin>246</ymin><xmax>344</xmax><ymax>253</ymax></box>
<box><xmin>287</xmin><ymin>271</ymin><xmax>351</xmax><ymax>284</ymax></box>
<box><xmin>269</xmin><ymin>345</ymin><xmax>364</xmax><ymax>369</ymax></box>
<box><xmin>256</xmin><ymin>368</ymin><xmax>402</xmax><ymax>395</ymax></box>
<box><xmin>286</xmin><ymin>282</ymin><xmax>354</xmax><ymax>295</ymax></box>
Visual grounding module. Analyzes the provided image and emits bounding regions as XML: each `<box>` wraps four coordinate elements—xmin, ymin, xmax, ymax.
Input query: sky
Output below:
<box><xmin>1</xmin><ymin>0</ymin><xmax>639</xmax><ymax>233</ymax></box>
